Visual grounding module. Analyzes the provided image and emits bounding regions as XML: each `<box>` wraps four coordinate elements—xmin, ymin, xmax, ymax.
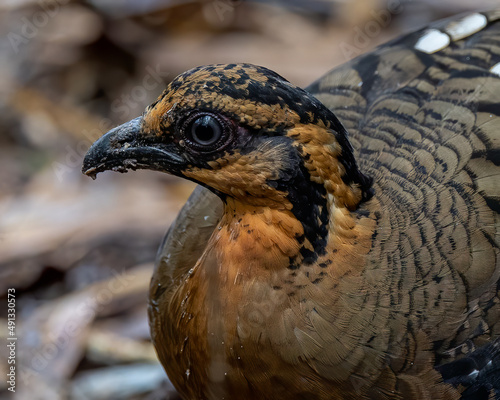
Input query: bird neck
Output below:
<box><xmin>213</xmin><ymin>194</ymin><xmax>374</xmax><ymax>274</ymax></box>
<box><xmin>276</xmin><ymin>122</ymin><xmax>372</xmax><ymax>265</ymax></box>
<box><xmin>214</xmin><ymin>198</ymin><xmax>304</xmax><ymax>271</ymax></box>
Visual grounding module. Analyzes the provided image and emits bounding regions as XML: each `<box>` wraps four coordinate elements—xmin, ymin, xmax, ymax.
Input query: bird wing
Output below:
<box><xmin>152</xmin><ymin>184</ymin><xmax>222</xmax><ymax>288</ymax></box>
<box><xmin>149</xmin><ymin>185</ymin><xmax>222</xmax><ymax>322</ymax></box>
<box><xmin>308</xmin><ymin>10</ymin><xmax>500</xmax><ymax>397</ymax></box>
<box><xmin>437</xmin><ymin>338</ymin><xmax>500</xmax><ymax>399</ymax></box>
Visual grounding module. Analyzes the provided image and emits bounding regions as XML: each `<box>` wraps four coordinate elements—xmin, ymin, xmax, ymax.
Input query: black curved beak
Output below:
<box><xmin>82</xmin><ymin>117</ymin><xmax>185</xmax><ymax>179</ymax></box>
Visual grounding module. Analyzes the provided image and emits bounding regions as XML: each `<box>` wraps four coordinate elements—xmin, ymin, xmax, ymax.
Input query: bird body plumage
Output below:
<box><xmin>83</xmin><ymin>10</ymin><xmax>500</xmax><ymax>400</ymax></box>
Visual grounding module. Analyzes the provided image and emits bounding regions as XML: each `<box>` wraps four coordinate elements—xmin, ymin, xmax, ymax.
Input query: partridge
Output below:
<box><xmin>83</xmin><ymin>10</ymin><xmax>500</xmax><ymax>400</ymax></box>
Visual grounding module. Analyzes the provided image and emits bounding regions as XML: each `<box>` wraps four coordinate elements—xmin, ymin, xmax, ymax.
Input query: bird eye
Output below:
<box><xmin>190</xmin><ymin>115</ymin><xmax>222</xmax><ymax>146</ymax></box>
<box><xmin>182</xmin><ymin>113</ymin><xmax>231</xmax><ymax>152</ymax></box>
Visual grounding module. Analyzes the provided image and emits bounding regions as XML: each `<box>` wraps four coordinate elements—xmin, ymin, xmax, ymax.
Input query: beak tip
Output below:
<box><xmin>81</xmin><ymin>116</ymin><xmax>183</xmax><ymax>177</ymax></box>
<box><xmin>81</xmin><ymin>116</ymin><xmax>144</xmax><ymax>178</ymax></box>
<box><xmin>81</xmin><ymin>156</ymin><xmax>99</xmax><ymax>179</ymax></box>
<box><xmin>84</xmin><ymin>169</ymin><xmax>98</xmax><ymax>180</ymax></box>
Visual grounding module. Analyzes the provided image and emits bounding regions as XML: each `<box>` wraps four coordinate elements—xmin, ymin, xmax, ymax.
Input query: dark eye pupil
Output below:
<box><xmin>191</xmin><ymin>115</ymin><xmax>222</xmax><ymax>146</ymax></box>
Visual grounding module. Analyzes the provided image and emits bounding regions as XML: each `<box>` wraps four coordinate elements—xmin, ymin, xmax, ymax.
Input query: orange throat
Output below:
<box><xmin>213</xmin><ymin>198</ymin><xmax>305</xmax><ymax>272</ymax></box>
<box><xmin>204</xmin><ymin>194</ymin><xmax>376</xmax><ymax>288</ymax></box>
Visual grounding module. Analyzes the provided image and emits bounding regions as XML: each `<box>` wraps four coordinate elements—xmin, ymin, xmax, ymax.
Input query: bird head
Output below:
<box><xmin>83</xmin><ymin>63</ymin><xmax>371</xmax><ymax>211</ymax></box>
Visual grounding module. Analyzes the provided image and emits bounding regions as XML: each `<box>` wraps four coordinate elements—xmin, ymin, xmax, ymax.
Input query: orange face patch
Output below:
<box><xmin>182</xmin><ymin>139</ymin><xmax>295</xmax><ymax>209</ymax></box>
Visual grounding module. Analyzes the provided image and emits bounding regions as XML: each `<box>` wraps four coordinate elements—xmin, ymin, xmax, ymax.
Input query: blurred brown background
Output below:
<box><xmin>1</xmin><ymin>0</ymin><xmax>498</xmax><ymax>399</ymax></box>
